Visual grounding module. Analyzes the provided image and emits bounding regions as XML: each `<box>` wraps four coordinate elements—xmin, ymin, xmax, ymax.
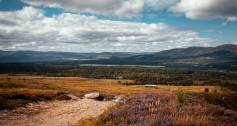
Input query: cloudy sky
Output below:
<box><xmin>0</xmin><ymin>0</ymin><xmax>237</xmax><ymax>52</ymax></box>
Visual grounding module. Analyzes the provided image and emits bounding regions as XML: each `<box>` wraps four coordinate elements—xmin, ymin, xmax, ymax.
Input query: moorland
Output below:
<box><xmin>0</xmin><ymin>64</ymin><xmax>237</xmax><ymax>126</ymax></box>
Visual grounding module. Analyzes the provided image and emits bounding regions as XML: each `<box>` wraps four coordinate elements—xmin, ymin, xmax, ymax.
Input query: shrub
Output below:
<box><xmin>205</xmin><ymin>88</ymin><xmax>209</xmax><ymax>93</ymax></box>
<box><xmin>0</xmin><ymin>83</ymin><xmax>24</xmax><ymax>88</ymax></box>
<box><xmin>176</xmin><ymin>90</ymin><xmax>188</xmax><ymax>104</ymax></box>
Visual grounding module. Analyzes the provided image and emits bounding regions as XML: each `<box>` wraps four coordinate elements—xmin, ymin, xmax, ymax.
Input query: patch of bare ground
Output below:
<box><xmin>0</xmin><ymin>99</ymin><xmax>115</xmax><ymax>126</ymax></box>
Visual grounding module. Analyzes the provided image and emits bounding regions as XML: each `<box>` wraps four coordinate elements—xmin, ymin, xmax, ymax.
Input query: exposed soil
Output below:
<box><xmin>0</xmin><ymin>99</ymin><xmax>115</xmax><ymax>126</ymax></box>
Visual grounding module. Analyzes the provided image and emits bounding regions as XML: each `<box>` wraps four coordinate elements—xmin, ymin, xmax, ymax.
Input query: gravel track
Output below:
<box><xmin>0</xmin><ymin>99</ymin><xmax>115</xmax><ymax>126</ymax></box>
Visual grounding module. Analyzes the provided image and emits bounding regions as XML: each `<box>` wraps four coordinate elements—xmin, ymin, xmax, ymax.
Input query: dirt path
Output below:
<box><xmin>0</xmin><ymin>99</ymin><xmax>115</xmax><ymax>126</ymax></box>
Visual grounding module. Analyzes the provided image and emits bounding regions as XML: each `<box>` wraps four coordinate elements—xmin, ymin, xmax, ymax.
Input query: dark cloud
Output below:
<box><xmin>171</xmin><ymin>0</ymin><xmax>237</xmax><ymax>21</ymax></box>
<box><xmin>22</xmin><ymin>0</ymin><xmax>144</xmax><ymax>16</ymax></box>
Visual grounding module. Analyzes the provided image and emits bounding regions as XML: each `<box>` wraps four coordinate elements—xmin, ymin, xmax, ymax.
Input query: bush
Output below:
<box><xmin>205</xmin><ymin>88</ymin><xmax>209</xmax><ymax>93</ymax></box>
<box><xmin>0</xmin><ymin>83</ymin><xmax>24</xmax><ymax>88</ymax></box>
<box><xmin>176</xmin><ymin>90</ymin><xmax>188</xmax><ymax>104</ymax></box>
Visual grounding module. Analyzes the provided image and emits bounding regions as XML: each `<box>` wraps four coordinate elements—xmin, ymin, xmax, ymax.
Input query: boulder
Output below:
<box><xmin>84</xmin><ymin>92</ymin><xmax>100</xmax><ymax>99</ymax></box>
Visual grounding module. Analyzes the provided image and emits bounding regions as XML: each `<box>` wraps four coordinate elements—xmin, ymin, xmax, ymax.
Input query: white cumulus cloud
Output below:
<box><xmin>21</xmin><ymin>0</ymin><xmax>181</xmax><ymax>16</ymax></box>
<box><xmin>21</xmin><ymin>0</ymin><xmax>237</xmax><ymax>21</ymax></box>
<box><xmin>0</xmin><ymin>7</ymin><xmax>215</xmax><ymax>52</ymax></box>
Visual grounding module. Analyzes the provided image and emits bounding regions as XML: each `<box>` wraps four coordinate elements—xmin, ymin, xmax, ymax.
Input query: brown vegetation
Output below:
<box><xmin>0</xmin><ymin>81</ymin><xmax>70</xmax><ymax>110</ymax></box>
<box><xmin>0</xmin><ymin>74</ymin><xmax>228</xmax><ymax>96</ymax></box>
<box><xmin>0</xmin><ymin>74</ymin><xmax>236</xmax><ymax>126</ymax></box>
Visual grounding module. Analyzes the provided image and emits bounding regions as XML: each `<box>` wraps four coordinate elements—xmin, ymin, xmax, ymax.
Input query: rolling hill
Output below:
<box><xmin>0</xmin><ymin>44</ymin><xmax>237</xmax><ymax>71</ymax></box>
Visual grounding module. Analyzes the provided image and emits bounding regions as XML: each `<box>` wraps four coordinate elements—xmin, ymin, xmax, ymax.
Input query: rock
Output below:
<box><xmin>144</xmin><ymin>84</ymin><xmax>158</xmax><ymax>88</ymax></box>
<box><xmin>67</xmin><ymin>94</ymin><xmax>79</xmax><ymax>100</ymax></box>
<box><xmin>84</xmin><ymin>92</ymin><xmax>100</xmax><ymax>99</ymax></box>
<box><xmin>113</xmin><ymin>95</ymin><xmax>125</xmax><ymax>103</ymax></box>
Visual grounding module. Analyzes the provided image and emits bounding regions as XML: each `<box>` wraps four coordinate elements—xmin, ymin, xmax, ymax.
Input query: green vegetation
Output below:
<box><xmin>176</xmin><ymin>90</ymin><xmax>189</xmax><ymax>104</ymax></box>
<box><xmin>1</xmin><ymin>63</ymin><xmax>237</xmax><ymax>91</ymax></box>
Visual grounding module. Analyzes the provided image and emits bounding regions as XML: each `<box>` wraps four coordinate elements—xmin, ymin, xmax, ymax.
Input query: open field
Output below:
<box><xmin>0</xmin><ymin>74</ymin><xmax>230</xmax><ymax>96</ymax></box>
<box><xmin>0</xmin><ymin>74</ymin><xmax>237</xmax><ymax>126</ymax></box>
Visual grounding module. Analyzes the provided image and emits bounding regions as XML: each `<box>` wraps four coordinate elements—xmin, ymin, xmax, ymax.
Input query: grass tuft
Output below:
<box><xmin>176</xmin><ymin>90</ymin><xmax>189</xmax><ymax>104</ymax></box>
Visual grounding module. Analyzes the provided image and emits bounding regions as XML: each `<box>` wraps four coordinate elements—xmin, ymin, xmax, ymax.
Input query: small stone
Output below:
<box><xmin>67</xmin><ymin>94</ymin><xmax>79</xmax><ymax>100</ymax></box>
<box><xmin>84</xmin><ymin>92</ymin><xmax>100</xmax><ymax>99</ymax></box>
<box><xmin>113</xmin><ymin>95</ymin><xmax>125</xmax><ymax>103</ymax></box>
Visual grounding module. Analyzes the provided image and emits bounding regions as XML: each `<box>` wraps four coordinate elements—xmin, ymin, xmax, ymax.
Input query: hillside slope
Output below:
<box><xmin>0</xmin><ymin>44</ymin><xmax>237</xmax><ymax>70</ymax></box>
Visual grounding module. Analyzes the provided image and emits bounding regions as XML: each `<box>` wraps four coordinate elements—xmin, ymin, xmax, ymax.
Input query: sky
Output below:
<box><xmin>0</xmin><ymin>0</ymin><xmax>237</xmax><ymax>52</ymax></box>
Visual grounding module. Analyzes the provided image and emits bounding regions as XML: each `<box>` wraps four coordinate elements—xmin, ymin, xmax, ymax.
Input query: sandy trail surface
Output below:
<box><xmin>0</xmin><ymin>99</ymin><xmax>115</xmax><ymax>126</ymax></box>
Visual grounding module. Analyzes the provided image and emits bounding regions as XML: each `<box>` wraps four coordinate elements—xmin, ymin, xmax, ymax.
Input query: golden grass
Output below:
<box><xmin>0</xmin><ymin>74</ymin><xmax>230</xmax><ymax>96</ymax></box>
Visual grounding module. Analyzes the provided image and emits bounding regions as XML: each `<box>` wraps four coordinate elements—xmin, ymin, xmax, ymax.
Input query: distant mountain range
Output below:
<box><xmin>0</xmin><ymin>51</ymin><xmax>140</xmax><ymax>63</ymax></box>
<box><xmin>124</xmin><ymin>44</ymin><xmax>237</xmax><ymax>70</ymax></box>
<box><xmin>1</xmin><ymin>44</ymin><xmax>237</xmax><ymax>71</ymax></box>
